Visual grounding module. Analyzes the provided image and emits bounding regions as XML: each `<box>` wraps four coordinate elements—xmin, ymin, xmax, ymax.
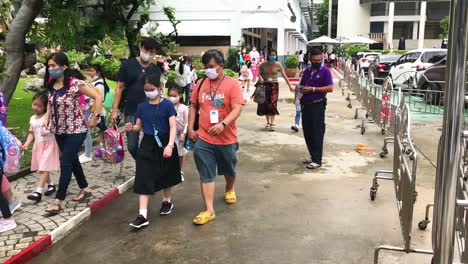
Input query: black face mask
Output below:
<box><xmin>311</xmin><ymin>62</ymin><xmax>321</xmax><ymax>70</ymax></box>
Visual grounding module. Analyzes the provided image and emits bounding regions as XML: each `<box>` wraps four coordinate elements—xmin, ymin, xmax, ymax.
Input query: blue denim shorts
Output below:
<box><xmin>193</xmin><ymin>139</ymin><xmax>239</xmax><ymax>183</ymax></box>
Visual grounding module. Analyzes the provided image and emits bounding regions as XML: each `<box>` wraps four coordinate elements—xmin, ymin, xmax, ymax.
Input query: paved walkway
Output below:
<box><xmin>0</xmin><ymin>153</ymin><xmax>136</xmax><ymax>262</ymax></box>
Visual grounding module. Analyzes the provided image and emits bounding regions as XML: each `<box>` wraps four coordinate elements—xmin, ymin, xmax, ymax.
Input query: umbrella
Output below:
<box><xmin>441</xmin><ymin>39</ymin><xmax>448</xmax><ymax>49</ymax></box>
<box><xmin>308</xmin><ymin>35</ymin><xmax>339</xmax><ymax>44</ymax></box>
<box><xmin>341</xmin><ymin>36</ymin><xmax>378</xmax><ymax>45</ymax></box>
<box><xmin>398</xmin><ymin>37</ymin><xmax>406</xmax><ymax>50</ymax></box>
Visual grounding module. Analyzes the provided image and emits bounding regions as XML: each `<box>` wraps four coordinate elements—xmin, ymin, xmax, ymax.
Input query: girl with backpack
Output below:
<box><xmin>124</xmin><ymin>73</ymin><xmax>182</xmax><ymax>229</ymax></box>
<box><xmin>22</xmin><ymin>92</ymin><xmax>60</xmax><ymax>202</ymax></box>
<box><xmin>167</xmin><ymin>87</ymin><xmax>188</xmax><ymax>179</ymax></box>
<box><xmin>79</xmin><ymin>64</ymin><xmax>109</xmax><ymax>164</ymax></box>
<box><xmin>239</xmin><ymin>61</ymin><xmax>253</xmax><ymax>92</ymax></box>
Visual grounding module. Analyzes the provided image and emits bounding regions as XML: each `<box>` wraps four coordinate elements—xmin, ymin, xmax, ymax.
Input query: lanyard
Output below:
<box><xmin>151</xmin><ymin>98</ymin><xmax>162</xmax><ymax>132</ymax></box>
<box><xmin>209</xmin><ymin>75</ymin><xmax>226</xmax><ymax>103</ymax></box>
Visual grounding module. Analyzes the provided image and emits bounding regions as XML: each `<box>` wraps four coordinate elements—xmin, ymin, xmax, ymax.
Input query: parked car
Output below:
<box><xmin>388</xmin><ymin>48</ymin><xmax>447</xmax><ymax>89</ymax></box>
<box><xmin>356</xmin><ymin>52</ymin><xmax>381</xmax><ymax>74</ymax></box>
<box><xmin>368</xmin><ymin>54</ymin><xmax>401</xmax><ymax>84</ymax></box>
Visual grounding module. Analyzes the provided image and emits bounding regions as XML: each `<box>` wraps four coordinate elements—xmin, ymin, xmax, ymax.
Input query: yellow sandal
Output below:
<box><xmin>225</xmin><ymin>191</ymin><xmax>237</xmax><ymax>204</ymax></box>
<box><xmin>193</xmin><ymin>211</ymin><xmax>216</xmax><ymax>225</ymax></box>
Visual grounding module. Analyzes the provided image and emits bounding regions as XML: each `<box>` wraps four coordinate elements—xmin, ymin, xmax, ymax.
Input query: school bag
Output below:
<box><xmin>94</xmin><ymin>80</ymin><xmax>114</xmax><ymax>110</ymax></box>
<box><xmin>0</xmin><ymin>92</ymin><xmax>7</xmax><ymax>127</ymax></box>
<box><xmin>0</xmin><ymin>126</ymin><xmax>21</xmax><ymax>176</ymax></box>
<box><xmin>94</xmin><ymin>126</ymin><xmax>124</xmax><ymax>164</ymax></box>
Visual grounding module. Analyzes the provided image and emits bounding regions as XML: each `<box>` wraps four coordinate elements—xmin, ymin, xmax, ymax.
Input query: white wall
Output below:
<box><xmin>336</xmin><ymin>0</ymin><xmax>371</xmax><ymax>38</ymax></box>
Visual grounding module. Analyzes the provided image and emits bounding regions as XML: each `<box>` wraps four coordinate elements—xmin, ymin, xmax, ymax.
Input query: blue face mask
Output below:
<box><xmin>49</xmin><ymin>68</ymin><xmax>64</xmax><ymax>79</ymax></box>
<box><xmin>269</xmin><ymin>56</ymin><xmax>277</xmax><ymax>61</ymax></box>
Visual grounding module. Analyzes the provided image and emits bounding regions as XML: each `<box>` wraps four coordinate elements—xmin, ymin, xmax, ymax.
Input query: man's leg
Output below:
<box><xmin>125</xmin><ymin>114</ymin><xmax>140</xmax><ymax>159</ymax></box>
<box><xmin>216</xmin><ymin>143</ymin><xmax>238</xmax><ymax>202</ymax></box>
<box><xmin>200</xmin><ymin>182</ymin><xmax>215</xmax><ymax>214</ymax></box>
<box><xmin>193</xmin><ymin>140</ymin><xmax>217</xmax><ymax>215</ymax></box>
<box><xmin>310</xmin><ymin>103</ymin><xmax>326</xmax><ymax>165</ymax></box>
<box><xmin>302</xmin><ymin>104</ymin><xmax>315</xmax><ymax>160</ymax></box>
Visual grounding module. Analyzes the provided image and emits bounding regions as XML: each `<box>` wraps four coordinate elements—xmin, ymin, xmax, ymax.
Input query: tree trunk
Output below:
<box><xmin>125</xmin><ymin>27</ymin><xmax>138</xmax><ymax>58</ymax></box>
<box><xmin>0</xmin><ymin>0</ymin><xmax>43</xmax><ymax>105</ymax></box>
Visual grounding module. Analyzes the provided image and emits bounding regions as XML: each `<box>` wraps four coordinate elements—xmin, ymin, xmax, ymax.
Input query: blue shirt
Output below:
<box><xmin>136</xmin><ymin>99</ymin><xmax>177</xmax><ymax>136</ymax></box>
<box><xmin>117</xmin><ymin>58</ymin><xmax>162</xmax><ymax>114</ymax></box>
<box><xmin>300</xmin><ymin>66</ymin><xmax>333</xmax><ymax>102</ymax></box>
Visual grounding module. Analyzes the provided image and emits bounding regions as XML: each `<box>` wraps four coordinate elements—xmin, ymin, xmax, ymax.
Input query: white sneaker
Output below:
<box><xmin>0</xmin><ymin>218</ymin><xmax>16</xmax><ymax>233</ymax></box>
<box><xmin>181</xmin><ymin>171</ymin><xmax>185</xmax><ymax>182</ymax></box>
<box><xmin>79</xmin><ymin>154</ymin><xmax>92</xmax><ymax>164</ymax></box>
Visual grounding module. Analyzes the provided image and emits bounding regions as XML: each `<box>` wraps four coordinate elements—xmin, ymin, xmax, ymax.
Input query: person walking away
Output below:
<box><xmin>175</xmin><ymin>56</ymin><xmax>192</xmax><ymax>104</ymax></box>
<box><xmin>79</xmin><ymin>64</ymin><xmax>109</xmax><ymax>163</ymax></box>
<box><xmin>43</xmin><ymin>52</ymin><xmax>103</xmax><ymax>215</ymax></box>
<box><xmin>187</xmin><ymin>49</ymin><xmax>244</xmax><ymax>225</ymax></box>
<box><xmin>239</xmin><ymin>62</ymin><xmax>253</xmax><ymax>92</ymax></box>
<box><xmin>22</xmin><ymin>92</ymin><xmax>59</xmax><ymax>202</ymax></box>
<box><xmin>303</xmin><ymin>51</ymin><xmax>309</xmax><ymax>68</ymax></box>
<box><xmin>329</xmin><ymin>53</ymin><xmax>336</xmax><ymax>68</ymax></box>
<box><xmin>112</xmin><ymin>37</ymin><xmax>161</xmax><ymax>159</ymax></box>
<box><xmin>125</xmin><ymin>73</ymin><xmax>181</xmax><ymax>229</ymax></box>
<box><xmin>257</xmin><ymin>49</ymin><xmax>294</xmax><ymax>131</ymax></box>
<box><xmin>167</xmin><ymin>87</ymin><xmax>189</xmax><ymax>179</ymax></box>
<box><xmin>298</xmin><ymin>50</ymin><xmax>304</xmax><ymax>70</ymax></box>
<box><xmin>299</xmin><ymin>48</ymin><xmax>334</xmax><ymax>170</ymax></box>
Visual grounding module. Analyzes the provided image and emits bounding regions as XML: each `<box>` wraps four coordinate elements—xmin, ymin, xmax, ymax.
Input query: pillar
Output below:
<box><xmin>412</xmin><ymin>22</ymin><xmax>419</xmax><ymax>40</ymax></box>
<box><xmin>328</xmin><ymin>0</ymin><xmax>332</xmax><ymax>36</ymax></box>
<box><xmin>277</xmin><ymin>26</ymin><xmax>285</xmax><ymax>56</ymax></box>
<box><xmin>418</xmin><ymin>1</ymin><xmax>427</xmax><ymax>49</ymax></box>
<box><xmin>387</xmin><ymin>2</ymin><xmax>395</xmax><ymax>50</ymax></box>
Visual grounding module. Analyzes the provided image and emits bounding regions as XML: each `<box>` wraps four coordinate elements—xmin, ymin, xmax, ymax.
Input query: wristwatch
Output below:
<box><xmin>167</xmin><ymin>144</ymin><xmax>174</xmax><ymax>148</ymax></box>
<box><xmin>221</xmin><ymin>122</ymin><xmax>227</xmax><ymax>128</ymax></box>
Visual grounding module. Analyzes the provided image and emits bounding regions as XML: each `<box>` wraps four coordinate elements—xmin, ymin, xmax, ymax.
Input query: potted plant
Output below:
<box><xmin>284</xmin><ymin>54</ymin><xmax>299</xmax><ymax>77</ymax></box>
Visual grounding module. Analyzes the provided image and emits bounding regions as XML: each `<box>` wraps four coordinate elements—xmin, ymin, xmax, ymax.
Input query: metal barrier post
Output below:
<box><xmin>432</xmin><ymin>0</ymin><xmax>468</xmax><ymax>263</ymax></box>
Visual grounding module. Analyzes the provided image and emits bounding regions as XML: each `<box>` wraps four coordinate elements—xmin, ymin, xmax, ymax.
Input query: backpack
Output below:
<box><xmin>241</xmin><ymin>65</ymin><xmax>249</xmax><ymax>78</ymax></box>
<box><xmin>0</xmin><ymin>92</ymin><xmax>7</xmax><ymax>127</ymax></box>
<box><xmin>94</xmin><ymin>126</ymin><xmax>124</xmax><ymax>164</ymax></box>
<box><xmin>0</xmin><ymin>126</ymin><xmax>20</xmax><ymax>176</ymax></box>
<box><xmin>94</xmin><ymin>80</ymin><xmax>113</xmax><ymax>109</ymax></box>
<box><xmin>253</xmin><ymin>83</ymin><xmax>266</xmax><ymax>104</ymax></box>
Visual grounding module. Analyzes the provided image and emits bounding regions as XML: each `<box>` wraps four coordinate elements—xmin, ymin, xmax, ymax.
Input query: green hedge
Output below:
<box><xmin>89</xmin><ymin>57</ymin><xmax>122</xmax><ymax>81</ymax></box>
<box><xmin>285</xmin><ymin>54</ymin><xmax>299</xmax><ymax>68</ymax></box>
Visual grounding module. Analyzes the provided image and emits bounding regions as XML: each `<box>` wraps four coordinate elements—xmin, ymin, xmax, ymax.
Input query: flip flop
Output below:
<box><xmin>45</xmin><ymin>201</ymin><xmax>62</xmax><ymax>216</ymax></box>
<box><xmin>193</xmin><ymin>211</ymin><xmax>216</xmax><ymax>225</ymax></box>
<box><xmin>73</xmin><ymin>190</ymin><xmax>92</xmax><ymax>202</ymax></box>
<box><xmin>225</xmin><ymin>191</ymin><xmax>237</xmax><ymax>204</ymax></box>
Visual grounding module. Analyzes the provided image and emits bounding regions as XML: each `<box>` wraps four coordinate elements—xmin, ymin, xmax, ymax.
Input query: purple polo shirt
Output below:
<box><xmin>300</xmin><ymin>66</ymin><xmax>333</xmax><ymax>102</ymax></box>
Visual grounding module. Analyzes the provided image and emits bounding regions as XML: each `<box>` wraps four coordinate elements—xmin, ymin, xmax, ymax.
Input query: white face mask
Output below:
<box><xmin>140</xmin><ymin>50</ymin><xmax>155</xmax><ymax>62</ymax></box>
<box><xmin>168</xmin><ymin>96</ymin><xmax>179</xmax><ymax>104</ymax></box>
<box><xmin>145</xmin><ymin>90</ymin><xmax>158</xmax><ymax>99</ymax></box>
<box><xmin>206</xmin><ymin>68</ymin><xmax>219</xmax><ymax>80</ymax></box>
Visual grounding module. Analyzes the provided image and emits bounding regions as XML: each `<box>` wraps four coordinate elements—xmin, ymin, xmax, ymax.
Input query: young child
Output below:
<box><xmin>167</xmin><ymin>87</ymin><xmax>188</xmax><ymax>179</ymax></box>
<box><xmin>239</xmin><ymin>61</ymin><xmax>253</xmax><ymax>92</ymax></box>
<box><xmin>125</xmin><ymin>72</ymin><xmax>182</xmax><ymax>229</ymax></box>
<box><xmin>22</xmin><ymin>92</ymin><xmax>59</xmax><ymax>202</ymax></box>
<box><xmin>291</xmin><ymin>69</ymin><xmax>306</xmax><ymax>132</ymax></box>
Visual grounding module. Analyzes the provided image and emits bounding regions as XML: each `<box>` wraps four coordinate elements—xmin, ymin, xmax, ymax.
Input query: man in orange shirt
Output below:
<box><xmin>188</xmin><ymin>49</ymin><xmax>244</xmax><ymax>225</ymax></box>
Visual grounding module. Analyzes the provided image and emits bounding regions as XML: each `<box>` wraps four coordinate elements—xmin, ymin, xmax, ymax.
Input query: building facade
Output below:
<box><xmin>141</xmin><ymin>0</ymin><xmax>312</xmax><ymax>56</ymax></box>
<box><xmin>328</xmin><ymin>0</ymin><xmax>449</xmax><ymax>50</ymax></box>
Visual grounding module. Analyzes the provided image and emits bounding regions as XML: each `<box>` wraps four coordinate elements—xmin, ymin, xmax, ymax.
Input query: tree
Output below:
<box><xmin>315</xmin><ymin>0</ymin><xmax>329</xmax><ymax>37</ymax></box>
<box><xmin>0</xmin><ymin>0</ymin><xmax>43</xmax><ymax>104</ymax></box>
<box><xmin>439</xmin><ymin>15</ymin><xmax>449</xmax><ymax>39</ymax></box>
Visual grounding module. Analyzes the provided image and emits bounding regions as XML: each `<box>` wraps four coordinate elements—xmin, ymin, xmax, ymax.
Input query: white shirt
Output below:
<box><xmin>175</xmin><ymin>64</ymin><xmax>191</xmax><ymax>87</ymax></box>
<box><xmin>30</xmin><ymin>115</ymin><xmax>55</xmax><ymax>143</ymax></box>
<box><xmin>330</xmin><ymin>54</ymin><xmax>336</xmax><ymax>60</ymax></box>
<box><xmin>249</xmin><ymin>50</ymin><xmax>260</xmax><ymax>62</ymax></box>
<box><xmin>91</xmin><ymin>78</ymin><xmax>107</xmax><ymax>116</ymax></box>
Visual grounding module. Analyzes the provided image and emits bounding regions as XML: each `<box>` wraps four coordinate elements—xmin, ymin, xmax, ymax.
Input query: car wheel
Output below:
<box><xmin>425</xmin><ymin>83</ymin><xmax>443</xmax><ymax>105</ymax></box>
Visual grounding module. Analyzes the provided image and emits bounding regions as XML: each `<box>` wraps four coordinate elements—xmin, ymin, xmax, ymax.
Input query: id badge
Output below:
<box><xmin>267</xmin><ymin>77</ymin><xmax>273</xmax><ymax>82</ymax></box>
<box><xmin>210</xmin><ymin>110</ymin><xmax>219</xmax><ymax>124</ymax></box>
<box><xmin>154</xmin><ymin>129</ymin><xmax>163</xmax><ymax>148</ymax></box>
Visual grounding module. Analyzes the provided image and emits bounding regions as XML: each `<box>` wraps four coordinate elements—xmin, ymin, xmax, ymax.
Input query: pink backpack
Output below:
<box><xmin>0</xmin><ymin>126</ymin><xmax>20</xmax><ymax>176</ymax></box>
<box><xmin>94</xmin><ymin>126</ymin><xmax>124</xmax><ymax>164</ymax></box>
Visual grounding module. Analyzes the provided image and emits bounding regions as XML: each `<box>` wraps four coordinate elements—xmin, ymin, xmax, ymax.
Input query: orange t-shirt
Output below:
<box><xmin>190</xmin><ymin>75</ymin><xmax>244</xmax><ymax>145</ymax></box>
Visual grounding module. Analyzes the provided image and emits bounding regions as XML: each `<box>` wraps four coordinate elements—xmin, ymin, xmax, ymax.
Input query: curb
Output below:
<box><xmin>4</xmin><ymin>176</ymin><xmax>135</xmax><ymax>264</ymax></box>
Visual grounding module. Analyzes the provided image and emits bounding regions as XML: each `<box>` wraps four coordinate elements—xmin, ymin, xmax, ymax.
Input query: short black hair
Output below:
<box><xmin>33</xmin><ymin>92</ymin><xmax>48</xmax><ymax>108</ymax></box>
<box><xmin>140</xmin><ymin>37</ymin><xmax>160</xmax><ymax>51</ymax></box>
<box><xmin>202</xmin><ymin>49</ymin><xmax>225</xmax><ymax>65</ymax></box>
<box><xmin>143</xmin><ymin>72</ymin><xmax>162</xmax><ymax>86</ymax></box>
<box><xmin>310</xmin><ymin>48</ymin><xmax>322</xmax><ymax>56</ymax></box>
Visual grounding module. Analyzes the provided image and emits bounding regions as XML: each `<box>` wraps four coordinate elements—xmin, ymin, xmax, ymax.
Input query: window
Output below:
<box><xmin>421</xmin><ymin>51</ymin><xmax>447</xmax><ymax>63</ymax></box>
<box><xmin>176</xmin><ymin>36</ymin><xmax>230</xmax><ymax>46</ymax></box>
<box><xmin>396</xmin><ymin>55</ymin><xmax>407</xmax><ymax>65</ymax></box>
<box><xmin>406</xmin><ymin>53</ymin><xmax>421</xmax><ymax>63</ymax></box>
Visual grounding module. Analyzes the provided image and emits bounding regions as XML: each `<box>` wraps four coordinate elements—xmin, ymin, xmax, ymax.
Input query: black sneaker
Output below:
<box><xmin>44</xmin><ymin>184</ymin><xmax>56</xmax><ymax>196</ymax></box>
<box><xmin>27</xmin><ymin>192</ymin><xmax>42</xmax><ymax>202</ymax></box>
<box><xmin>129</xmin><ymin>215</ymin><xmax>149</xmax><ymax>229</ymax></box>
<box><xmin>160</xmin><ymin>201</ymin><xmax>174</xmax><ymax>215</ymax></box>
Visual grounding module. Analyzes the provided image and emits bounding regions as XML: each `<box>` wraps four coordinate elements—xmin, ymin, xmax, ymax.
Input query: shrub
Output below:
<box><xmin>66</xmin><ymin>50</ymin><xmax>89</xmax><ymax>68</ymax></box>
<box><xmin>225</xmin><ymin>47</ymin><xmax>240</xmax><ymax>71</ymax></box>
<box><xmin>285</xmin><ymin>54</ymin><xmax>299</xmax><ymax>69</ymax></box>
<box><xmin>223</xmin><ymin>69</ymin><xmax>237</xmax><ymax>78</ymax></box>
<box><xmin>190</xmin><ymin>55</ymin><xmax>204</xmax><ymax>70</ymax></box>
<box><xmin>165</xmin><ymin>70</ymin><xmax>176</xmax><ymax>88</ymax></box>
<box><xmin>90</xmin><ymin>56</ymin><xmax>121</xmax><ymax>81</ymax></box>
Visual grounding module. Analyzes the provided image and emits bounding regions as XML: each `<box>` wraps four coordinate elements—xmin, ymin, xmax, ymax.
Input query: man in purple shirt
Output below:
<box><xmin>299</xmin><ymin>48</ymin><xmax>334</xmax><ymax>169</ymax></box>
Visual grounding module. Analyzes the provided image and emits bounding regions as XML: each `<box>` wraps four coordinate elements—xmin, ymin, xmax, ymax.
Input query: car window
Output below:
<box><xmin>380</xmin><ymin>55</ymin><xmax>401</xmax><ymax>63</ymax></box>
<box><xmin>421</xmin><ymin>51</ymin><xmax>447</xmax><ymax>63</ymax></box>
<box><xmin>406</xmin><ymin>53</ymin><xmax>421</xmax><ymax>63</ymax></box>
<box><xmin>396</xmin><ymin>55</ymin><xmax>407</xmax><ymax>65</ymax></box>
<box><xmin>366</xmin><ymin>55</ymin><xmax>378</xmax><ymax>62</ymax></box>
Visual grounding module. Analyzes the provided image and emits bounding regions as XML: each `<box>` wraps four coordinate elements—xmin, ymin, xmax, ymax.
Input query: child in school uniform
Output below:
<box><xmin>167</xmin><ymin>87</ymin><xmax>189</xmax><ymax>179</ymax></box>
<box><xmin>125</xmin><ymin>72</ymin><xmax>182</xmax><ymax>229</ymax></box>
<box><xmin>22</xmin><ymin>92</ymin><xmax>59</xmax><ymax>202</ymax></box>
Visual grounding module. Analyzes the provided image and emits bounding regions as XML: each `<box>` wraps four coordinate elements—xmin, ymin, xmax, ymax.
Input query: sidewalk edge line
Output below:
<box><xmin>50</xmin><ymin>208</ymin><xmax>91</xmax><ymax>243</ymax></box>
<box><xmin>3</xmin><ymin>235</ymin><xmax>52</xmax><ymax>264</ymax></box>
<box><xmin>89</xmin><ymin>188</ymin><xmax>119</xmax><ymax>214</ymax></box>
<box><xmin>117</xmin><ymin>176</ymin><xmax>135</xmax><ymax>195</ymax></box>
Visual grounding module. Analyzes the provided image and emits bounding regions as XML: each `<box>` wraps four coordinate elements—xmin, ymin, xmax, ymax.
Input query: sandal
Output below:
<box><xmin>265</xmin><ymin>124</ymin><xmax>271</xmax><ymax>130</ymax></box>
<box><xmin>73</xmin><ymin>190</ymin><xmax>92</xmax><ymax>202</ymax></box>
<box><xmin>193</xmin><ymin>211</ymin><xmax>216</xmax><ymax>225</ymax></box>
<box><xmin>306</xmin><ymin>162</ymin><xmax>321</xmax><ymax>170</ymax></box>
<box><xmin>269</xmin><ymin>124</ymin><xmax>276</xmax><ymax>131</ymax></box>
<box><xmin>45</xmin><ymin>200</ymin><xmax>62</xmax><ymax>216</ymax></box>
<box><xmin>225</xmin><ymin>191</ymin><xmax>237</xmax><ymax>204</ymax></box>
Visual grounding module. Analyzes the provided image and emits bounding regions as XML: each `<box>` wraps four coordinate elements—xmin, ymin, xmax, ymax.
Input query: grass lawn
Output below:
<box><xmin>8</xmin><ymin>78</ymin><xmax>117</xmax><ymax>169</ymax></box>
